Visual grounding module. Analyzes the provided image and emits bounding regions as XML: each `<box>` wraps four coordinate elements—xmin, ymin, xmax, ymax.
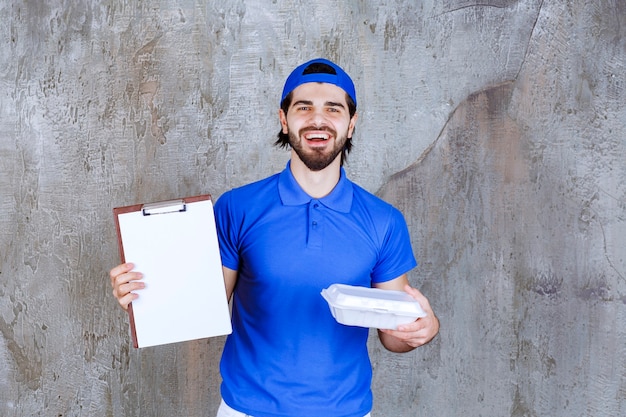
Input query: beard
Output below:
<box><xmin>288</xmin><ymin>126</ymin><xmax>348</xmax><ymax>171</ymax></box>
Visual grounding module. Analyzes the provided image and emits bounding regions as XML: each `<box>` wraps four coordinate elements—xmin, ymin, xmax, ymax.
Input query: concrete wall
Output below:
<box><xmin>1</xmin><ymin>0</ymin><xmax>624</xmax><ymax>416</ymax></box>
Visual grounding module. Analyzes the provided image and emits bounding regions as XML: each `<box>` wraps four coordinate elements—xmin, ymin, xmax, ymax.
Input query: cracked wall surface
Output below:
<box><xmin>1</xmin><ymin>1</ymin><xmax>624</xmax><ymax>416</ymax></box>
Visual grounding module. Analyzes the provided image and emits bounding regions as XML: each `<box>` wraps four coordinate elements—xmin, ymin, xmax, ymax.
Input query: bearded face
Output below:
<box><xmin>287</xmin><ymin>125</ymin><xmax>349</xmax><ymax>171</ymax></box>
<box><xmin>280</xmin><ymin>83</ymin><xmax>357</xmax><ymax>172</ymax></box>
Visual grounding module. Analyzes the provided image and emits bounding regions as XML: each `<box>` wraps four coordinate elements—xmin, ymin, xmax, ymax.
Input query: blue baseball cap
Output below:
<box><xmin>280</xmin><ymin>58</ymin><xmax>357</xmax><ymax>108</ymax></box>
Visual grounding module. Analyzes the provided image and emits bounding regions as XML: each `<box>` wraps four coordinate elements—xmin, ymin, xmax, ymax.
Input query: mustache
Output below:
<box><xmin>299</xmin><ymin>126</ymin><xmax>337</xmax><ymax>137</ymax></box>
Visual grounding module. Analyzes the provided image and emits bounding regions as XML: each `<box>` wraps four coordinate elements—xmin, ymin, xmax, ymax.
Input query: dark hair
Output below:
<box><xmin>275</xmin><ymin>62</ymin><xmax>357</xmax><ymax>165</ymax></box>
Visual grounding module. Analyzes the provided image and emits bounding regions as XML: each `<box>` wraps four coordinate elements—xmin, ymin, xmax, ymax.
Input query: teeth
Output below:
<box><xmin>306</xmin><ymin>133</ymin><xmax>329</xmax><ymax>140</ymax></box>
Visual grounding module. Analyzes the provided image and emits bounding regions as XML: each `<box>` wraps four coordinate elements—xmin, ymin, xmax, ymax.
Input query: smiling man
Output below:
<box><xmin>281</xmin><ymin>81</ymin><xmax>353</xmax><ymax>171</ymax></box>
<box><xmin>276</xmin><ymin>59</ymin><xmax>358</xmax><ymax>175</ymax></box>
<box><xmin>110</xmin><ymin>58</ymin><xmax>439</xmax><ymax>417</ymax></box>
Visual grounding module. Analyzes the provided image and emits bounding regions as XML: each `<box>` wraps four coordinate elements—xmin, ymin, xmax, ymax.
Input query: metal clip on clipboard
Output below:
<box><xmin>142</xmin><ymin>199</ymin><xmax>186</xmax><ymax>216</ymax></box>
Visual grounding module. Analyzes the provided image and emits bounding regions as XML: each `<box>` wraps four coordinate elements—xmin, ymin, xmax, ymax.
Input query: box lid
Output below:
<box><xmin>321</xmin><ymin>284</ymin><xmax>427</xmax><ymax>318</ymax></box>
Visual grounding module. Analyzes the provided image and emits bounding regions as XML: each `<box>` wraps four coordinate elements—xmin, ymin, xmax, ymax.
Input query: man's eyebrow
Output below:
<box><xmin>292</xmin><ymin>100</ymin><xmax>314</xmax><ymax>107</ymax></box>
<box><xmin>291</xmin><ymin>99</ymin><xmax>346</xmax><ymax>109</ymax></box>
<box><xmin>325</xmin><ymin>101</ymin><xmax>346</xmax><ymax>108</ymax></box>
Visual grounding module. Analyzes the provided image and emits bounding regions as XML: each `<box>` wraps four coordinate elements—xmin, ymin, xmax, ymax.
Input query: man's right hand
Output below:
<box><xmin>109</xmin><ymin>263</ymin><xmax>145</xmax><ymax>310</ymax></box>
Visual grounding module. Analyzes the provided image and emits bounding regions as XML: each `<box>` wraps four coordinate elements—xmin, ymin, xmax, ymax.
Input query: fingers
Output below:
<box><xmin>113</xmin><ymin>290</ymin><xmax>139</xmax><ymax>311</ymax></box>
<box><xmin>109</xmin><ymin>262</ymin><xmax>134</xmax><ymax>287</ymax></box>
<box><xmin>403</xmin><ymin>285</ymin><xmax>432</xmax><ymax>312</ymax></box>
<box><xmin>381</xmin><ymin>314</ymin><xmax>438</xmax><ymax>348</ymax></box>
<box><xmin>109</xmin><ymin>263</ymin><xmax>144</xmax><ymax>310</ymax></box>
<box><xmin>381</xmin><ymin>285</ymin><xmax>439</xmax><ymax>348</ymax></box>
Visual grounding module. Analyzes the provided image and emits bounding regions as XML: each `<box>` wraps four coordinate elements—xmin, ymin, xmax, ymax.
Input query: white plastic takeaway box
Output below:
<box><xmin>321</xmin><ymin>284</ymin><xmax>427</xmax><ymax>330</ymax></box>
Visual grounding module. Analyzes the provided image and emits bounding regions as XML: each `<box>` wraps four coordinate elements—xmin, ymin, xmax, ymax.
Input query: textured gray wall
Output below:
<box><xmin>1</xmin><ymin>0</ymin><xmax>624</xmax><ymax>416</ymax></box>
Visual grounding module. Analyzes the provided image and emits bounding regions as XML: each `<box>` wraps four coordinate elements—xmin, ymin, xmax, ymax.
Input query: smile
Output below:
<box><xmin>301</xmin><ymin>126</ymin><xmax>335</xmax><ymax>142</ymax></box>
<box><xmin>304</xmin><ymin>132</ymin><xmax>330</xmax><ymax>141</ymax></box>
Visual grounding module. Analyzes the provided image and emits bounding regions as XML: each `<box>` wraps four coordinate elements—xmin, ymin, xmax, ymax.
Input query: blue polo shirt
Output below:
<box><xmin>214</xmin><ymin>162</ymin><xmax>417</xmax><ymax>417</ymax></box>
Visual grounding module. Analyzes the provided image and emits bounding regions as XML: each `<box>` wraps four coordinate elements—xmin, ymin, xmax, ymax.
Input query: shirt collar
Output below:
<box><xmin>278</xmin><ymin>161</ymin><xmax>353</xmax><ymax>213</ymax></box>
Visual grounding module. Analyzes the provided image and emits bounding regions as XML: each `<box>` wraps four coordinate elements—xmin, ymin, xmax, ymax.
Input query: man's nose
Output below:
<box><xmin>307</xmin><ymin>107</ymin><xmax>328</xmax><ymax>126</ymax></box>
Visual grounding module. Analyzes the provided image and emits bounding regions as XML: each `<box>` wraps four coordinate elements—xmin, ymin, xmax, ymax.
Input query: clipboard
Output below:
<box><xmin>113</xmin><ymin>195</ymin><xmax>232</xmax><ymax>348</ymax></box>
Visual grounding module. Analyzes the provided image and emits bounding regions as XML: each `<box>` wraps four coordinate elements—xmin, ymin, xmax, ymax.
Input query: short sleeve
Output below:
<box><xmin>370</xmin><ymin>207</ymin><xmax>417</xmax><ymax>283</ymax></box>
<box><xmin>213</xmin><ymin>191</ymin><xmax>240</xmax><ymax>271</ymax></box>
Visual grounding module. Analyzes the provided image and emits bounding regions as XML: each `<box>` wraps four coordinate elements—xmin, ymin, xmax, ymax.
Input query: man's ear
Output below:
<box><xmin>348</xmin><ymin>113</ymin><xmax>358</xmax><ymax>137</ymax></box>
<box><xmin>279</xmin><ymin>109</ymin><xmax>288</xmax><ymax>134</ymax></box>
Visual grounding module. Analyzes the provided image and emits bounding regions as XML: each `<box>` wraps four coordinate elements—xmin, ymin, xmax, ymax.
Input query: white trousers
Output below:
<box><xmin>216</xmin><ymin>399</ymin><xmax>372</xmax><ymax>417</ymax></box>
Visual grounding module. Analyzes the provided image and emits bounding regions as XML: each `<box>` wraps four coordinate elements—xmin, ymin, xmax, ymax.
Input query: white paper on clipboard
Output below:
<box><xmin>114</xmin><ymin>195</ymin><xmax>232</xmax><ymax>348</ymax></box>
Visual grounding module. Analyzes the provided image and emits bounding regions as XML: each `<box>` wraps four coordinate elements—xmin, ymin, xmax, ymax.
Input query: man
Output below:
<box><xmin>110</xmin><ymin>58</ymin><xmax>439</xmax><ymax>417</ymax></box>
